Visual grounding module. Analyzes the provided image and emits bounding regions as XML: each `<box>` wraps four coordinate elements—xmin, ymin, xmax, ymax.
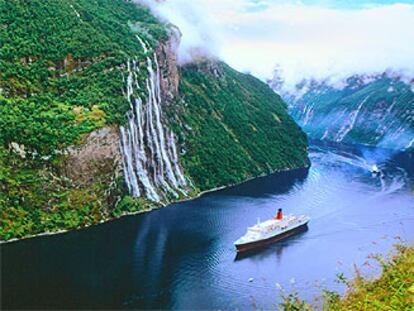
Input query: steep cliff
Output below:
<box><xmin>170</xmin><ymin>62</ymin><xmax>309</xmax><ymax>191</ymax></box>
<box><xmin>0</xmin><ymin>0</ymin><xmax>168</xmax><ymax>240</ymax></box>
<box><xmin>278</xmin><ymin>75</ymin><xmax>414</xmax><ymax>150</ymax></box>
<box><xmin>0</xmin><ymin>0</ymin><xmax>309</xmax><ymax>241</ymax></box>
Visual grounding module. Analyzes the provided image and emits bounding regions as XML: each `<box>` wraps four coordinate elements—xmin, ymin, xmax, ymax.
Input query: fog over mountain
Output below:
<box><xmin>284</xmin><ymin>74</ymin><xmax>414</xmax><ymax>150</ymax></box>
<box><xmin>139</xmin><ymin>0</ymin><xmax>414</xmax><ymax>90</ymax></box>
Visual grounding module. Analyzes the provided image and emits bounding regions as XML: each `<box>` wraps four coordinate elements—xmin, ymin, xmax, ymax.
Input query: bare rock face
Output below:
<box><xmin>65</xmin><ymin>30</ymin><xmax>186</xmax><ymax>201</ymax></box>
<box><xmin>65</xmin><ymin>126</ymin><xmax>122</xmax><ymax>187</ymax></box>
<box><xmin>156</xmin><ymin>27</ymin><xmax>181</xmax><ymax>106</ymax></box>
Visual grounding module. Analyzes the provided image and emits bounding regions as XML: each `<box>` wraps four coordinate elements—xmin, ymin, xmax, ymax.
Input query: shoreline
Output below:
<box><xmin>0</xmin><ymin>164</ymin><xmax>310</xmax><ymax>245</ymax></box>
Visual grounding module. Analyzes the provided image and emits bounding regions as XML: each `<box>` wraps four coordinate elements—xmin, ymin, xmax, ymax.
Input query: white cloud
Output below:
<box><xmin>137</xmin><ymin>0</ymin><xmax>229</xmax><ymax>63</ymax></box>
<box><xmin>139</xmin><ymin>0</ymin><xmax>414</xmax><ymax>88</ymax></box>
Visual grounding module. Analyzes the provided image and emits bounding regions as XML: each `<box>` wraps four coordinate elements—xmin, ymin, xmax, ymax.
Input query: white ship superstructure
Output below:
<box><xmin>234</xmin><ymin>211</ymin><xmax>309</xmax><ymax>252</ymax></box>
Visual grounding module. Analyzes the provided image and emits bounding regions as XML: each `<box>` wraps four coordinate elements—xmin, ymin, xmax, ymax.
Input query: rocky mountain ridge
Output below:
<box><xmin>269</xmin><ymin>72</ymin><xmax>414</xmax><ymax>150</ymax></box>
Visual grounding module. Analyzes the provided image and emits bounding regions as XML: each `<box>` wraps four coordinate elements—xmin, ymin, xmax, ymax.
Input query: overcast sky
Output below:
<box><xmin>142</xmin><ymin>0</ymin><xmax>414</xmax><ymax>89</ymax></box>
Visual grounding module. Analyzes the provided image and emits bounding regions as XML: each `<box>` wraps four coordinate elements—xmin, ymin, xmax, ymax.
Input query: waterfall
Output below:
<box><xmin>302</xmin><ymin>104</ymin><xmax>314</xmax><ymax>126</ymax></box>
<box><xmin>321</xmin><ymin>129</ymin><xmax>329</xmax><ymax>140</ymax></box>
<box><xmin>335</xmin><ymin>95</ymin><xmax>370</xmax><ymax>142</ymax></box>
<box><xmin>407</xmin><ymin>138</ymin><xmax>414</xmax><ymax>149</ymax></box>
<box><xmin>119</xmin><ymin>37</ymin><xmax>187</xmax><ymax>202</ymax></box>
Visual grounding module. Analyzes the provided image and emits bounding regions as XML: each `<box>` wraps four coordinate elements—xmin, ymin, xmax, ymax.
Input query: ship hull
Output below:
<box><xmin>235</xmin><ymin>222</ymin><xmax>308</xmax><ymax>253</ymax></box>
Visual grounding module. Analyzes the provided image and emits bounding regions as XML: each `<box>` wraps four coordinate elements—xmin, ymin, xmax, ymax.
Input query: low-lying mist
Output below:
<box><xmin>136</xmin><ymin>0</ymin><xmax>414</xmax><ymax>90</ymax></box>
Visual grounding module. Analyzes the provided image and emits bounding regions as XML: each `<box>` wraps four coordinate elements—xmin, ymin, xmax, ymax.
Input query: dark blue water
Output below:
<box><xmin>2</xmin><ymin>143</ymin><xmax>414</xmax><ymax>309</ymax></box>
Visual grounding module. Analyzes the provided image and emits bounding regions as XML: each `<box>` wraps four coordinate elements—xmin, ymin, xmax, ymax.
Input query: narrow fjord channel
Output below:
<box><xmin>2</xmin><ymin>143</ymin><xmax>414</xmax><ymax>310</ymax></box>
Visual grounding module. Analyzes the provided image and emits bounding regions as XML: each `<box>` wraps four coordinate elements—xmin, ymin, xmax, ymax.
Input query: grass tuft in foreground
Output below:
<box><xmin>280</xmin><ymin>244</ymin><xmax>414</xmax><ymax>310</ymax></box>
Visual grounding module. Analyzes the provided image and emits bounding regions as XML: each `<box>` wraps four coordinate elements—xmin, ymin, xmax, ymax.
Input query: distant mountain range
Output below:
<box><xmin>269</xmin><ymin>73</ymin><xmax>414</xmax><ymax>150</ymax></box>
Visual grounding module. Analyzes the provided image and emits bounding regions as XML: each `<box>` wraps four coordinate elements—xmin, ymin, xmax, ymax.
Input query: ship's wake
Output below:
<box><xmin>309</xmin><ymin>144</ymin><xmax>410</xmax><ymax>195</ymax></box>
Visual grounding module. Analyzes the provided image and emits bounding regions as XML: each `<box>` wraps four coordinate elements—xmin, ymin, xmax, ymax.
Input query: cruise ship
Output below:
<box><xmin>234</xmin><ymin>209</ymin><xmax>310</xmax><ymax>252</ymax></box>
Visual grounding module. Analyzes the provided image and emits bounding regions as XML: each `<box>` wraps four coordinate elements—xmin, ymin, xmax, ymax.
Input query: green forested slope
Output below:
<box><xmin>0</xmin><ymin>0</ymin><xmax>164</xmax><ymax>240</ymax></box>
<box><xmin>0</xmin><ymin>1</ymin><xmax>309</xmax><ymax>241</ymax></box>
<box><xmin>0</xmin><ymin>0</ymin><xmax>165</xmax><ymax>155</ymax></box>
<box><xmin>172</xmin><ymin>62</ymin><xmax>309</xmax><ymax>190</ymax></box>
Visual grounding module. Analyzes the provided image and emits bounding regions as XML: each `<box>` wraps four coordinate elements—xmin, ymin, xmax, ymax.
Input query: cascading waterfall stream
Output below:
<box><xmin>119</xmin><ymin>36</ymin><xmax>187</xmax><ymax>202</ymax></box>
<box><xmin>335</xmin><ymin>95</ymin><xmax>370</xmax><ymax>142</ymax></box>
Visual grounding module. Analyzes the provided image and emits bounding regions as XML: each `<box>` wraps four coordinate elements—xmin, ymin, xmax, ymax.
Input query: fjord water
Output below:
<box><xmin>2</xmin><ymin>143</ymin><xmax>414</xmax><ymax>309</ymax></box>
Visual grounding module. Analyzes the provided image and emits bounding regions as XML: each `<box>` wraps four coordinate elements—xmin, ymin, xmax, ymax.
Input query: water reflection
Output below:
<box><xmin>2</xmin><ymin>143</ymin><xmax>414</xmax><ymax>310</ymax></box>
<box><xmin>234</xmin><ymin>227</ymin><xmax>309</xmax><ymax>262</ymax></box>
<box><xmin>215</xmin><ymin>168</ymin><xmax>309</xmax><ymax>197</ymax></box>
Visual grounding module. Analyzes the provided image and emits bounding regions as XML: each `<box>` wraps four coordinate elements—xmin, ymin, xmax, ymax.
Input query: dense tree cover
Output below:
<box><xmin>172</xmin><ymin>62</ymin><xmax>310</xmax><ymax>191</ymax></box>
<box><xmin>0</xmin><ymin>0</ymin><xmax>166</xmax><ymax>156</ymax></box>
<box><xmin>0</xmin><ymin>95</ymin><xmax>92</xmax><ymax>158</ymax></box>
<box><xmin>0</xmin><ymin>0</ymin><xmax>165</xmax><ymax>61</ymax></box>
<box><xmin>0</xmin><ymin>145</ymin><xmax>98</xmax><ymax>240</ymax></box>
<box><xmin>0</xmin><ymin>1</ymin><xmax>310</xmax><ymax>241</ymax></box>
<box><xmin>0</xmin><ymin>0</ymin><xmax>166</xmax><ymax>240</ymax></box>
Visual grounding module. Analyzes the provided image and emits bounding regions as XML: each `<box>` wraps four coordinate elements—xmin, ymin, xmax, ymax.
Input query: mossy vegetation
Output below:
<box><xmin>171</xmin><ymin>62</ymin><xmax>309</xmax><ymax>191</ymax></box>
